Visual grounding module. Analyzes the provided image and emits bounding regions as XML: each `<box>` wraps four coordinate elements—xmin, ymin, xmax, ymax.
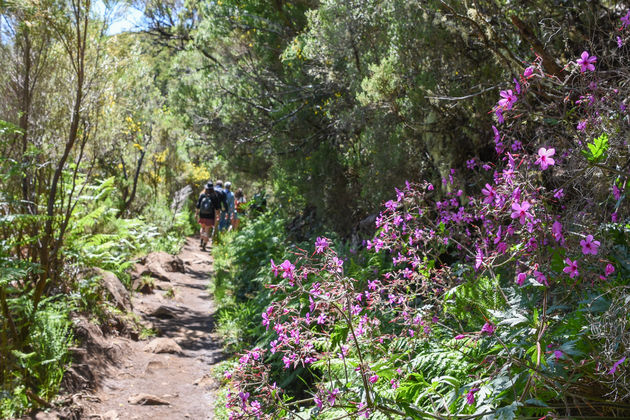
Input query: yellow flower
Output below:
<box><xmin>133</xmin><ymin>143</ymin><xmax>143</xmax><ymax>151</ymax></box>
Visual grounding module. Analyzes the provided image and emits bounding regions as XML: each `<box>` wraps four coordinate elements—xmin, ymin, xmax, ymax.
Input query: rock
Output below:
<box><xmin>60</xmin><ymin>364</ymin><xmax>94</xmax><ymax>392</ymax></box>
<box><xmin>143</xmin><ymin>337</ymin><xmax>182</xmax><ymax>354</ymax></box>
<box><xmin>73</xmin><ymin>317</ymin><xmax>107</xmax><ymax>350</ymax></box>
<box><xmin>147</xmin><ymin>305</ymin><xmax>179</xmax><ymax>319</ymax></box>
<box><xmin>147</xmin><ymin>251</ymin><xmax>185</xmax><ymax>273</ymax></box>
<box><xmin>96</xmin><ymin>268</ymin><xmax>132</xmax><ymax>311</ymax></box>
<box><xmin>34</xmin><ymin>412</ymin><xmax>61</xmax><ymax>420</ymax></box>
<box><xmin>127</xmin><ymin>393</ymin><xmax>170</xmax><ymax>406</ymax></box>
<box><xmin>143</xmin><ymin>360</ymin><xmax>166</xmax><ymax>374</ymax></box>
<box><xmin>132</xmin><ymin>277</ymin><xmax>154</xmax><ymax>294</ymax></box>
<box><xmin>102</xmin><ymin>410</ymin><xmax>120</xmax><ymax>420</ymax></box>
<box><xmin>133</xmin><ymin>251</ymin><xmax>185</xmax><ymax>283</ymax></box>
<box><xmin>193</xmin><ymin>374</ymin><xmax>215</xmax><ymax>388</ymax></box>
<box><xmin>154</xmin><ymin>280</ymin><xmax>172</xmax><ymax>291</ymax></box>
<box><xmin>69</xmin><ymin>316</ymin><xmax>129</xmax><ymax>366</ymax></box>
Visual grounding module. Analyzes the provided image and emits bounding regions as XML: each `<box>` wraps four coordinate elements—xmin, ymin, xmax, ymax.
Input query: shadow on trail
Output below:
<box><xmin>147</xmin><ymin>310</ymin><xmax>224</xmax><ymax>357</ymax></box>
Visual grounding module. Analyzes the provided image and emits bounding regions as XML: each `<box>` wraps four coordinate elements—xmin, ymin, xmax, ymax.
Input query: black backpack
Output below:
<box><xmin>199</xmin><ymin>194</ymin><xmax>215</xmax><ymax>214</ymax></box>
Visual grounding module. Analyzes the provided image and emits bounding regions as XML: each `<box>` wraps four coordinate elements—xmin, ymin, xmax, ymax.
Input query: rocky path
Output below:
<box><xmin>81</xmin><ymin>238</ymin><xmax>224</xmax><ymax>420</ymax></box>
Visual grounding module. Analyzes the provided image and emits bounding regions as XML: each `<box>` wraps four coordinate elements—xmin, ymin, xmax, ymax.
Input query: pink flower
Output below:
<box><xmin>535</xmin><ymin>147</ymin><xmax>556</xmax><ymax>170</ymax></box>
<box><xmin>580</xmin><ymin>234</ymin><xmax>600</xmax><ymax>255</ymax></box>
<box><xmin>605</xmin><ymin>263</ymin><xmax>615</xmax><ymax>277</ymax></box>
<box><xmin>495</xmin><ymin>108</ymin><xmax>505</xmax><ymax>124</ymax></box>
<box><xmin>481</xmin><ymin>183</ymin><xmax>496</xmax><ymax>205</ymax></box>
<box><xmin>314</xmin><ymin>395</ymin><xmax>323</xmax><ymax>409</ymax></box>
<box><xmin>466</xmin><ymin>388</ymin><xmax>479</xmax><ymax>405</ymax></box>
<box><xmin>552</xmin><ymin>221</ymin><xmax>563</xmax><ymax>242</ymax></box>
<box><xmin>516</xmin><ymin>272</ymin><xmax>527</xmax><ymax>286</ymax></box>
<box><xmin>577</xmin><ymin>120</ymin><xmax>587</xmax><ymax>131</ymax></box>
<box><xmin>481</xmin><ymin>322</ymin><xmax>495</xmax><ymax>335</ymax></box>
<box><xmin>609</xmin><ymin>356</ymin><xmax>626</xmax><ymax>375</ymax></box>
<box><xmin>454</xmin><ymin>334</ymin><xmax>466</xmax><ymax>340</ymax></box>
<box><xmin>553</xmin><ymin>350</ymin><xmax>563</xmax><ymax>359</ymax></box>
<box><xmin>621</xmin><ymin>11</ymin><xmax>630</xmax><ymax>28</ymax></box>
<box><xmin>315</xmin><ymin>237</ymin><xmax>329</xmax><ymax>253</ymax></box>
<box><xmin>331</xmin><ymin>256</ymin><xmax>344</xmax><ymax>273</ymax></box>
<box><xmin>327</xmin><ymin>388</ymin><xmax>339</xmax><ymax>405</ymax></box>
<box><xmin>368</xmin><ymin>374</ymin><xmax>379</xmax><ymax>384</ymax></box>
<box><xmin>563</xmin><ymin>258</ymin><xmax>579</xmax><ymax>278</ymax></box>
<box><xmin>492</xmin><ymin>125</ymin><xmax>500</xmax><ymax>142</ymax></box>
<box><xmin>474</xmin><ymin>248</ymin><xmax>484</xmax><ymax>270</ymax></box>
<box><xmin>280</xmin><ymin>259</ymin><xmax>296</xmax><ymax>280</ymax></box>
<box><xmin>576</xmin><ymin>51</ymin><xmax>597</xmax><ymax>72</ymax></box>
<box><xmin>270</xmin><ymin>259</ymin><xmax>279</xmax><ymax>277</ymax></box>
<box><xmin>510</xmin><ymin>200</ymin><xmax>533</xmax><ymax>225</ymax></box>
<box><xmin>498</xmin><ymin>89</ymin><xmax>518</xmax><ymax>110</ymax></box>
<box><xmin>534</xmin><ymin>270</ymin><xmax>548</xmax><ymax>286</ymax></box>
<box><xmin>523</xmin><ymin>66</ymin><xmax>534</xmax><ymax>77</ymax></box>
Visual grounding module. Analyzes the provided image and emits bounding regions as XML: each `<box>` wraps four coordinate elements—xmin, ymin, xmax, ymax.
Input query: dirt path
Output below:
<box><xmin>81</xmin><ymin>237</ymin><xmax>224</xmax><ymax>420</ymax></box>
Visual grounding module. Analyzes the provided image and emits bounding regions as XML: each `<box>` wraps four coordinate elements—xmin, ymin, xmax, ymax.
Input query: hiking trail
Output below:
<box><xmin>80</xmin><ymin>237</ymin><xmax>224</xmax><ymax>420</ymax></box>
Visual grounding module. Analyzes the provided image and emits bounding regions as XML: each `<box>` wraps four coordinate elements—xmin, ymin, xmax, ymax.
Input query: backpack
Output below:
<box><xmin>199</xmin><ymin>194</ymin><xmax>215</xmax><ymax>214</ymax></box>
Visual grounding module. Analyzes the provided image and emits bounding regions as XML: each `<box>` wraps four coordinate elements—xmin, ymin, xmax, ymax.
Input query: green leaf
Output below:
<box><xmin>581</xmin><ymin>133</ymin><xmax>609</xmax><ymax>163</ymax></box>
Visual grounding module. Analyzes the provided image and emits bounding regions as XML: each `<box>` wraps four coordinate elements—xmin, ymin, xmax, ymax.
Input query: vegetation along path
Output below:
<box><xmin>82</xmin><ymin>237</ymin><xmax>223</xmax><ymax>420</ymax></box>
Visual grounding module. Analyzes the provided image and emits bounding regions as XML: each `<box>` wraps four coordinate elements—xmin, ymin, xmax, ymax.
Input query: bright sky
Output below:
<box><xmin>94</xmin><ymin>0</ymin><xmax>146</xmax><ymax>35</ymax></box>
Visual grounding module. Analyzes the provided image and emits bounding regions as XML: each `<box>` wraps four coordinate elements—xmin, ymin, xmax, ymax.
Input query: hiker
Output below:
<box><xmin>195</xmin><ymin>182</ymin><xmax>220</xmax><ymax>250</ymax></box>
<box><xmin>233</xmin><ymin>188</ymin><xmax>246</xmax><ymax>231</ymax></box>
<box><xmin>222</xmin><ymin>181</ymin><xmax>236</xmax><ymax>231</ymax></box>
<box><xmin>213</xmin><ymin>180</ymin><xmax>229</xmax><ymax>233</ymax></box>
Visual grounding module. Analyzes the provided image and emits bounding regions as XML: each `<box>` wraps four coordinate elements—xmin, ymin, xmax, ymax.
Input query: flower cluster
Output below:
<box><xmin>224</xmin><ymin>19</ymin><xmax>630</xmax><ymax>418</ymax></box>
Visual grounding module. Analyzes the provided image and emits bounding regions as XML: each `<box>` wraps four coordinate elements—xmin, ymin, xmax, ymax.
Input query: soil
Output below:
<box><xmin>68</xmin><ymin>238</ymin><xmax>224</xmax><ymax>420</ymax></box>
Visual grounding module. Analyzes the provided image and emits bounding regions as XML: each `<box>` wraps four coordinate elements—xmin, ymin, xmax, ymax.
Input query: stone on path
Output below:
<box><xmin>127</xmin><ymin>393</ymin><xmax>170</xmax><ymax>406</ymax></box>
<box><xmin>148</xmin><ymin>305</ymin><xmax>179</xmax><ymax>319</ymax></box>
<box><xmin>96</xmin><ymin>268</ymin><xmax>132</xmax><ymax>311</ymax></box>
<box><xmin>101</xmin><ymin>410</ymin><xmax>120</xmax><ymax>420</ymax></box>
<box><xmin>143</xmin><ymin>337</ymin><xmax>182</xmax><ymax>354</ymax></box>
<box><xmin>133</xmin><ymin>251</ymin><xmax>185</xmax><ymax>282</ymax></box>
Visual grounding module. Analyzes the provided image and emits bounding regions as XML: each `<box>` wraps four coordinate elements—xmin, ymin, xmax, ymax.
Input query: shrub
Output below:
<box><xmin>224</xmin><ymin>25</ymin><xmax>630</xmax><ymax>419</ymax></box>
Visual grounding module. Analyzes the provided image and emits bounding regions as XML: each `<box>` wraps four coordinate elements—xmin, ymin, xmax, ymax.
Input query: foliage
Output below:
<box><xmin>0</xmin><ymin>1</ymin><xmax>196</xmax><ymax>412</ymax></box>
<box><xmin>223</xmin><ymin>16</ymin><xmax>630</xmax><ymax>419</ymax></box>
<box><xmin>160</xmin><ymin>0</ymin><xmax>625</xmax><ymax>235</ymax></box>
<box><xmin>0</xmin><ymin>297</ymin><xmax>73</xmax><ymax>418</ymax></box>
<box><xmin>211</xmin><ymin>213</ymin><xmax>287</xmax><ymax>353</ymax></box>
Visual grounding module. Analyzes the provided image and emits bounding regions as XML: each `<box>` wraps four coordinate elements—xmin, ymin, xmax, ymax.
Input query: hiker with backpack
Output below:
<box><xmin>214</xmin><ymin>179</ymin><xmax>229</xmax><ymax>232</ymax></box>
<box><xmin>221</xmin><ymin>181</ymin><xmax>236</xmax><ymax>231</ymax></box>
<box><xmin>195</xmin><ymin>182</ymin><xmax>221</xmax><ymax>250</ymax></box>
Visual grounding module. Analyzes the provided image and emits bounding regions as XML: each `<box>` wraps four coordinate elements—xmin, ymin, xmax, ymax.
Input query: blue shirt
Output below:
<box><xmin>225</xmin><ymin>190</ymin><xmax>235</xmax><ymax>214</ymax></box>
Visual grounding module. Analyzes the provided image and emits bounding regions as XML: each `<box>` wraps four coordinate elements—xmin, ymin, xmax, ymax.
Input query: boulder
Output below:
<box><xmin>143</xmin><ymin>337</ymin><xmax>182</xmax><ymax>354</ymax></box>
<box><xmin>127</xmin><ymin>393</ymin><xmax>170</xmax><ymax>406</ymax></box>
<box><xmin>96</xmin><ymin>268</ymin><xmax>132</xmax><ymax>311</ymax></box>
<box><xmin>134</xmin><ymin>251</ymin><xmax>185</xmax><ymax>282</ymax></box>
<box><xmin>147</xmin><ymin>305</ymin><xmax>179</xmax><ymax>319</ymax></box>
